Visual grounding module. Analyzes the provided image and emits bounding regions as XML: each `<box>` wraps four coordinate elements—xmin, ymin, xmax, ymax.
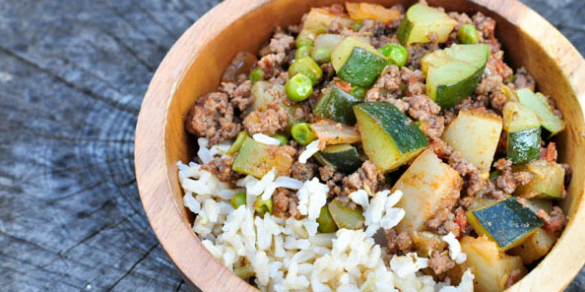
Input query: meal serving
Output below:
<box><xmin>178</xmin><ymin>1</ymin><xmax>571</xmax><ymax>291</ymax></box>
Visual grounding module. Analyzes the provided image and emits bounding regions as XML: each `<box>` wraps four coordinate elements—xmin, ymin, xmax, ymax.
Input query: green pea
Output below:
<box><xmin>249</xmin><ymin>67</ymin><xmax>264</xmax><ymax>83</ymax></box>
<box><xmin>350</xmin><ymin>85</ymin><xmax>365</xmax><ymax>99</ymax></box>
<box><xmin>311</xmin><ymin>47</ymin><xmax>331</xmax><ymax>64</ymax></box>
<box><xmin>458</xmin><ymin>24</ymin><xmax>480</xmax><ymax>44</ymax></box>
<box><xmin>296</xmin><ymin>36</ymin><xmax>314</xmax><ymax>48</ymax></box>
<box><xmin>231</xmin><ymin>192</ymin><xmax>247</xmax><ymax>209</ymax></box>
<box><xmin>288</xmin><ymin>56</ymin><xmax>323</xmax><ymax>85</ymax></box>
<box><xmin>225</xmin><ymin>131</ymin><xmax>248</xmax><ymax>155</ymax></box>
<box><xmin>378</xmin><ymin>44</ymin><xmax>408</xmax><ymax>68</ymax></box>
<box><xmin>273</xmin><ymin>133</ymin><xmax>289</xmax><ymax>146</ymax></box>
<box><xmin>317</xmin><ymin>205</ymin><xmax>338</xmax><ymax>233</ymax></box>
<box><xmin>254</xmin><ymin>197</ymin><xmax>273</xmax><ymax>215</ymax></box>
<box><xmin>285</xmin><ymin>74</ymin><xmax>313</xmax><ymax>102</ymax></box>
<box><xmin>295</xmin><ymin>45</ymin><xmax>313</xmax><ymax>59</ymax></box>
<box><xmin>352</xmin><ymin>20</ymin><xmax>363</xmax><ymax>31</ymax></box>
<box><xmin>291</xmin><ymin>122</ymin><xmax>317</xmax><ymax>146</ymax></box>
<box><xmin>506</xmin><ymin>74</ymin><xmax>515</xmax><ymax>84</ymax></box>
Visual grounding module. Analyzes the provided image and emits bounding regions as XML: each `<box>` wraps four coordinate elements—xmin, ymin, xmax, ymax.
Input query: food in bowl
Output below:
<box><xmin>178</xmin><ymin>2</ymin><xmax>571</xmax><ymax>291</ymax></box>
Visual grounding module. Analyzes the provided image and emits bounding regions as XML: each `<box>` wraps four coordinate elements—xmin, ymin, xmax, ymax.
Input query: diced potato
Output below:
<box><xmin>299</xmin><ymin>8</ymin><xmax>351</xmax><ymax>41</ymax></box>
<box><xmin>514</xmin><ymin>160</ymin><xmax>565</xmax><ymax>199</ymax></box>
<box><xmin>393</xmin><ymin>149</ymin><xmax>463</xmax><ymax>232</ymax></box>
<box><xmin>314</xmin><ymin>34</ymin><xmax>344</xmax><ymax>52</ymax></box>
<box><xmin>461</xmin><ymin>236</ymin><xmax>527</xmax><ymax>292</ymax></box>
<box><xmin>509</xmin><ymin>228</ymin><xmax>557</xmax><ymax>265</ymax></box>
<box><xmin>442</xmin><ymin>109</ymin><xmax>502</xmax><ymax>171</ymax></box>
<box><xmin>346</xmin><ymin>2</ymin><xmax>402</xmax><ymax>23</ymax></box>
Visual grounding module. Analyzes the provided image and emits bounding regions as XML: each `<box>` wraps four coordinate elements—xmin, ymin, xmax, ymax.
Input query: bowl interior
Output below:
<box><xmin>156</xmin><ymin>0</ymin><xmax>585</xmax><ymax>290</ymax></box>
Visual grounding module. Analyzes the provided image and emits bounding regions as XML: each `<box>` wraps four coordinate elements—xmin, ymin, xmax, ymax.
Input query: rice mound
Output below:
<box><xmin>178</xmin><ymin>138</ymin><xmax>474</xmax><ymax>292</ymax></box>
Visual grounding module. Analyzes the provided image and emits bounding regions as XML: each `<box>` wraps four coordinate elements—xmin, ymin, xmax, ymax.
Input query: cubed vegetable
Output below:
<box><xmin>514</xmin><ymin>160</ymin><xmax>565</xmax><ymax>199</ymax></box>
<box><xmin>315</xmin><ymin>144</ymin><xmax>362</xmax><ymax>173</ymax></box>
<box><xmin>314</xmin><ymin>34</ymin><xmax>344</xmax><ymax>52</ymax></box>
<box><xmin>517</xmin><ymin>88</ymin><xmax>565</xmax><ymax>137</ymax></box>
<box><xmin>509</xmin><ymin>227</ymin><xmax>557</xmax><ymax>265</ymax></box>
<box><xmin>310</xmin><ymin>119</ymin><xmax>361</xmax><ymax>145</ymax></box>
<box><xmin>421</xmin><ymin>44</ymin><xmax>490</xmax><ymax>108</ymax></box>
<box><xmin>328</xmin><ymin>199</ymin><xmax>365</xmax><ymax>230</ymax></box>
<box><xmin>317</xmin><ymin>205</ymin><xmax>338</xmax><ymax>233</ymax></box>
<box><xmin>503</xmin><ymin>101</ymin><xmax>541</xmax><ymax>164</ymax></box>
<box><xmin>314</xmin><ymin>84</ymin><xmax>363</xmax><ymax>124</ymax></box>
<box><xmin>393</xmin><ymin>149</ymin><xmax>463</xmax><ymax>232</ymax></box>
<box><xmin>442</xmin><ymin>109</ymin><xmax>502</xmax><ymax>171</ymax></box>
<box><xmin>397</xmin><ymin>4</ymin><xmax>457</xmax><ymax>45</ymax></box>
<box><xmin>346</xmin><ymin>2</ymin><xmax>402</xmax><ymax>23</ymax></box>
<box><xmin>232</xmin><ymin>137</ymin><xmax>295</xmax><ymax>178</ymax></box>
<box><xmin>248</xmin><ymin>81</ymin><xmax>304</xmax><ymax>132</ymax></box>
<box><xmin>298</xmin><ymin>8</ymin><xmax>351</xmax><ymax>41</ymax></box>
<box><xmin>461</xmin><ymin>236</ymin><xmax>527</xmax><ymax>292</ymax></box>
<box><xmin>354</xmin><ymin>102</ymin><xmax>428</xmax><ymax>171</ymax></box>
<box><xmin>466</xmin><ymin>197</ymin><xmax>544</xmax><ymax>251</ymax></box>
<box><xmin>332</xmin><ymin>37</ymin><xmax>387</xmax><ymax>88</ymax></box>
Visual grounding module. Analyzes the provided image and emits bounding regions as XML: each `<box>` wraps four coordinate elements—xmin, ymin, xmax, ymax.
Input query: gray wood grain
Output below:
<box><xmin>0</xmin><ymin>0</ymin><xmax>583</xmax><ymax>291</ymax></box>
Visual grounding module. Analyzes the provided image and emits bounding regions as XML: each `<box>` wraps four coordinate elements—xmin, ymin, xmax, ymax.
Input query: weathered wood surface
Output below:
<box><xmin>0</xmin><ymin>0</ymin><xmax>583</xmax><ymax>291</ymax></box>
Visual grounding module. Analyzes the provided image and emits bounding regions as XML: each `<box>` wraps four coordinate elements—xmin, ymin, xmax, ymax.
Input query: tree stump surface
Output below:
<box><xmin>0</xmin><ymin>0</ymin><xmax>583</xmax><ymax>291</ymax></box>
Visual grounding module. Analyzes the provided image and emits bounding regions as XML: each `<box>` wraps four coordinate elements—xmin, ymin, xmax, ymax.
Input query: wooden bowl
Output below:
<box><xmin>135</xmin><ymin>0</ymin><xmax>585</xmax><ymax>291</ymax></box>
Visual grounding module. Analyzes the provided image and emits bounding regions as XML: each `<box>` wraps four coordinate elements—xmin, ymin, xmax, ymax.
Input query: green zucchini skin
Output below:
<box><xmin>337</xmin><ymin>47</ymin><xmax>387</xmax><ymax>88</ymax></box>
<box><xmin>314</xmin><ymin>85</ymin><xmax>363</xmax><ymax>125</ymax></box>
<box><xmin>315</xmin><ymin>144</ymin><xmax>362</xmax><ymax>173</ymax></box>
<box><xmin>467</xmin><ymin>197</ymin><xmax>544</xmax><ymax>250</ymax></box>
<box><xmin>435</xmin><ymin>64</ymin><xmax>485</xmax><ymax>109</ymax></box>
<box><xmin>507</xmin><ymin>127</ymin><xmax>541</xmax><ymax>165</ymax></box>
<box><xmin>355</xmin><ymin>102</ymin><xmax>429</xmax><ymax>154</ymax></box>
<box><xmin>396</xmin><ymin>17</ymin><xmax>414</xmax><ymax>45</ymax></box>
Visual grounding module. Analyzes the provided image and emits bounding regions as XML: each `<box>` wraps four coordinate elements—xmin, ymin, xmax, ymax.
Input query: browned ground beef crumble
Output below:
<box><xmin>185</xmin><ymin>1</ymin><xmax>571</xmax><ymax>285</ymax></box>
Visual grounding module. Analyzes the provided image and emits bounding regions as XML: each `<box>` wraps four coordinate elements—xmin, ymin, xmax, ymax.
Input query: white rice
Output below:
<box><xmin>442</xmin><ymin>232</ymin><xmax>467</xmax><ymax>264</ymax></box>
<box><xmin>178</xmin><ymin>161</ymin><xmax>475</xmax><ymax>292</ymax></box>
<box><xmin>253</xmin><ymin>133</ymin><xmax>282</xmax><ymax>145</ymax></box>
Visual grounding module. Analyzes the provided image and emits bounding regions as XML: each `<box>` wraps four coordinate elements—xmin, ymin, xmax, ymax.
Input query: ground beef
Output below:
<box><xmin>341</xmin><ymin>161</ymin><xmax>385</xmax><ymax>195</ymax></box>
<box><xmin>321</xmin><ymin>63</ymin><xmax>336</xmax><ymax>83</ymax></box>
<box><xmin>447</xmin><ymin>150</ymin><xmax>492</xmax><ymax>197</ymax></box>
<box><xmin>290</xmin><ymin>161</ymin><xmax>318</xmax><ymax>181</ymax></box>
<box><xmin>407</xmin><ymin>42</ymin><xmax>439</xmax><ymax>69</ymax></box>
<box><xmin>537</xmin><ymin>206</ymin><xmax>567</xmax><ymax>233</ymax></box>
<box><xmin>386</xmin><ymin>230</ymin><xmax>413</xmax><ymax>255</ymax></box>
<box><xmin>428</xmin><ymin>251</ymin><xmax>456</xmax><ymax>275</ymax></box>
<box><xmin>319</xmin><ymin>165</ymin><xmax>343</xmax><ymax>196</ymax></box>
<box><xmin>243</xmin><ymin>104</ymin><xmax>289</xmax><ymax>136</ymax></box>
<box><xmin>406</xmin><ymin>94</ymin><xmax>444</xmax><ymax>139</ymax></box>
<box><xmin>272</xmin><ymin>188</ymin><xmax>302</xmax><ymax>219</ymax></box>
<box><xmin>220</xmin><ymin>80</ymin><xmax>254</xmax><ymax>111</ymax></box>
<box><xmin>186</xmin><ymin>92</ymin><xmax>241</xmax><ymax>145</ymax></box>
<box><xmin>514</xmin><ymin>67</ymin><xmax>536</xmax><ymax>91</ymax></box>
<box><xmin>401</xmin><ymin>66</ymin><xmax>426</xmax><ymax>96</ymax></box>
<box><xmin>365</xmin><ymin>65</ymin><xmax>405</xmax><ymax>108</ymax></box>
<box><xmin>201</xmin><ymin>157</ymin><xmax>241</xmax><ymax>183</ymax></box>
<box><xmin>493</xmin><ymin>158</ymin><xmax>533</xmax><ymax>196</ymax></box>
<box><xmin>472</xmin><ymin>12</ymin><xmax>500</xmax><ymax>52</ymax></box>
<box><xmin>257</xmin><ymin>28</ymin><xmax>294</xmax><ymax>78</ymax></box>
<box><xmin>427</xmin><ymin>206</ymin><xmax>464</xmax><ymax>237</ymax></box>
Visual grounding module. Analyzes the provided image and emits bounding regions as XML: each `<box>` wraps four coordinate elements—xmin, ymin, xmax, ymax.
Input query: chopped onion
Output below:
<box><xmin>299</xmin><ymin>139</ymin><xmax>321</xmax><ymax>163</ymax></box>
<box><xmin>253</xmin><ymin>133</ymin><xmax>281</xmax><ymax>145</ymax></box>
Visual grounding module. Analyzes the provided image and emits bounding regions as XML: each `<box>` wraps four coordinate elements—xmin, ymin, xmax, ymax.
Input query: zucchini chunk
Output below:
<box><xmin>327</xmin><ymin>199</ymin><xmax>365</xmax><ymax>230</ymax></box>
<box><xmin>461</xmin><ymin>236</ymin><xmax>527</xmax><ymax>292</ymax></box>
<box><xmin>354</xmin><ymin>102</ymin><xmax>429</xmax><ymax>171</ymax></box>
<box><xmin>509</xmin><ymin>227</ymin><xmax>557</xmax><ymax>265</ymax></box>
<box><xmin>331</xmin><ymin>37</ymin><xmax>387</xmax><ymax>88</ymax></box>
<box><xmin>310</xmin><ymin>119</ymin><xmax>361</xmax><ymax>145</ymax></box>
<box><xmin>514</xmin><ymin>160</ymin><xmax>565</xmax><ymax>199</ymax></box>
<box><xmin>503</xmin><ymin>101</ymin><xmax>541</xmax><ymax>164</ymax></box>
<box><xmin>466</xmin><ymin>197</ymin><xmax>544</xmax><ymax>251</ymax></box>
<box><xmin>232</xmin><ymin>137</ymin><xmax>294</xmax><ymax>178</ymax></box>
<box><xmin>393</xmin><ymin>149</ymin><xmax>462</xmax><ymax>232</ymax></box>
<box><xmin>315</xmin><ymin>144</ymin><xmax>362</xmax><ymax>173</ymax></box>
<box><xmin>314</xmin><ymin>34</ymin><xmax>344</xmax><ymax>52</ymax></box>
<box><xmin>397</xmin><ymin>3</ymin><xmax>457</xmax><ymax>45</ymax></box>
<box><xmin>421</xmin><ymin>44</ymin><xmax>489</xmax><ymax>108</ymax></box>
<box><xmin>442</xmin><ymin>109</ymin><xmax>502</xmax><ymax>171</ymax></box>
<box><xmin>314</xmin><ymin>84</ymin><xmax>363</xmax><ymax>124</ymax></box>
<box><xmin>517</xmin><ymin>88</ymin><xmax>565</xmax><ymax>137</ymax></box>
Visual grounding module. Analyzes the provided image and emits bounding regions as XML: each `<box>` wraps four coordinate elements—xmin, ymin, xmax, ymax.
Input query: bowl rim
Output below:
<box><xmin>135</xmin><ymin>0</ymin><xmax>585</xmax><ymax>291</ymax></box>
